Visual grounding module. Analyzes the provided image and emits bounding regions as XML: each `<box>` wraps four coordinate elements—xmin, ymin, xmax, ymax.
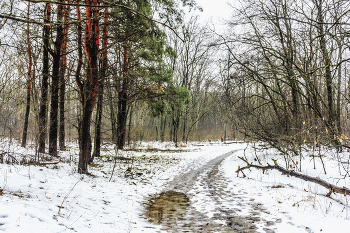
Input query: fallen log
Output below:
<box><xmin>236</xmin><ymin>156</ymin><xmax>350</xmax><ymax>196</ymax></box>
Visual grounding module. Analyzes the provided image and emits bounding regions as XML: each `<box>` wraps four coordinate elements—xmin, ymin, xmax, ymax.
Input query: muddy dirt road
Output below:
<box><xmin>144</xmin><ymin>150</ymin><xmax>279</xmax><ymax>233</ymax></box>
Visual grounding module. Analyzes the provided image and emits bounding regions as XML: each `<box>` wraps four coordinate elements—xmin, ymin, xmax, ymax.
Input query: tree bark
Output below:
<box><xmin>116</xmin><ymin>45</ymin><xmax>128</xmax><ymax>149</ymax></box>
<box><xmin>49</xmin><ymin>0</ymin><xmax>64</xmax><ymax>156</ymax></box>
<box><xmin>108</xmin><ymin>81</ymin><xmax>117</xmax><ymax>143</ymax></box>
<box><xmin>127</xmin><ymin>105</ymin><xmax>133</xmax><ymax>145</ymax></box>
<box><xmin>117</xmin><ymin>90</ymin><xmax>127</xmax><ymax>149</ymax></box>
<box><xmin>336</xmin><ymin>39</ymin><xmax>342</xmax><ymax>137</ymax></box>
<box><xmin>75</xmin><ymin>1</ymin><xmax>83</xmax><ymax>96</ymax></box>
<box><xmin>316</xmin><ymin>0</ymin><xmax>339</xmax><ymax>148</ymax></box>
<box><xmin>38</xmin><ymin>3</ymin><xmax>51</xmax><ymax>153</ymax></box>
<box><xmin>172</xmin><ymin>110</ymin><xmax>180</xmax><ymax>146</ymax></box>
<box><xmin>58</xmin><ymin>3</ymin><xmax>70</xmax><ymax>151</ymax></box>
<box><xmin>160</xmin><ymin>116</ymin><xmax>166</xmax><ymax>142</ymax></box>
<box><xmin>77</xmin><ymin>0</ymin><xmax>100</xmax><ymax>173</ymax></box>
<box><xmin>21</xmin><ymin>2</ymin><xmax>32</xmax><ymax>148</ymax></box>
<box><xmin>92</xmin><ymin>7</ymin><xmax>108</xmax><ymax>161</ymax></box>
<box><xmin>182</xmin><ymin>104</ymin><xmax>188</xmax><ymax>142</ymax></box>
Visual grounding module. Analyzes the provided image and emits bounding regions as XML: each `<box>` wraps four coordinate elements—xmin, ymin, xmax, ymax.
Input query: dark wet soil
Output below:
<box><xmin>145</xmin><ymin>191</ymin><xmax>190</xmax><ymax>224</ymax></box>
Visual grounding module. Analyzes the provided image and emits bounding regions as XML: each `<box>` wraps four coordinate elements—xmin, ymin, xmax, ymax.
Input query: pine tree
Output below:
<box><xmin>110</xmin><ymin>0</ymin><xmax>185</xmax><ymax>149</ymax></box>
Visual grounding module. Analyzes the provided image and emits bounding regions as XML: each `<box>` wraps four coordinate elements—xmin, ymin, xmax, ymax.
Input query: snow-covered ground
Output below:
<box><xmin>222</xmin><ymin>145</ymin><xmax>350</xmax><ymax>232</ymax></box>
<box><xmin>1</xmin><ymin>139</ymin><xmax>350</xmax><ymax>232</ymax></box>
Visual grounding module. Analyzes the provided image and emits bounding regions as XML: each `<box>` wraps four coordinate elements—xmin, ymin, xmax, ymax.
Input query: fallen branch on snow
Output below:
<box><xmin>236</xmin><ymin>156</ymin><xmax>350</xmax><ymax>196</ymax></box>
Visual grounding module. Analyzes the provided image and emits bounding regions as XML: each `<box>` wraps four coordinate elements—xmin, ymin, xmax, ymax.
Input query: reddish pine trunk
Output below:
<box><xmin>22</xmin><ymin>2</ymin><xmax>32</xmax><ymax>148</ymax></box>
<box><xmin>38</xmin><ymin>3</ymin><xmax>51</xmax><ymax>153</ymax></box>
<box><xmin>78</xmin><ymin>0</ymin><xmax>100</xmax><ymax>173</ymax></box>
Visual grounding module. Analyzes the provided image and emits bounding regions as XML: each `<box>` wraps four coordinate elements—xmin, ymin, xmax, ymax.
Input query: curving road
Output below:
<box><xmin>144</xmin><ymin>150</ymin><xmax>277</xmax><ymax>233</ymax></box>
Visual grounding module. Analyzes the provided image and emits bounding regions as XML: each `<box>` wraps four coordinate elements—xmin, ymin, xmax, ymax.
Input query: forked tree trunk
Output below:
<box><xmin>38</xmin><ymin>3</ymin><xmax>51</xmax><ymax>153</ymax></box>
<box><xmin>21</xmin><ymin>2</ymin><xmax>32</xmax><ymax>148</ymax></box>
<box><xmin>77</xmin><ymin>0</ymin><xmax>100</xmax><ymax>173</ymax></box>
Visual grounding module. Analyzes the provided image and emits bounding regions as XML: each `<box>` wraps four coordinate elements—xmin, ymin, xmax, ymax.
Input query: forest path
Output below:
<box><xmin>143</xmin><ymin>149</ymin><xmax>280</xmax><ymax>233</ymax></box>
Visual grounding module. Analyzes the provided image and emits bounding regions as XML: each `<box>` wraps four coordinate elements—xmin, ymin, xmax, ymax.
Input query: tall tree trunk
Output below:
<box><xmin>78</xmin><ymin>100</ymin><xmax>93</xmax><ymax>172</ymax></box>
<box><xmin>77</xmin><ymin>0</ymin><xmax>100</xmax><ymax>173</ymax></box>
<box><xmin>92</xmin><ymin>7</ymin><xmax>108</xmax><ymax>161</ymax></box>
<box><xmin>38</xmin><ymin>3</ymin><xmax>51</xmax><ymax>153</ymax></box>
<box><xmin>21</xmin><ymin>2</ymin><xmax>32</xmax><ymax>148</ymax></box>
<box><xmin>160</xmin><ymin>116</ymin><xmax>166</xmax><ymax>142</ymax></box>
<box><xmin>75</xmin><ymin>2</ymin><xmax>83</xmax><ymax>97</ymax></box>
<box><xmin>59</xmin><ymin>3</ymin><xmax>70</xmax><ymax>151</ymax></box>
<box><xmin>182</xmin><ymin>103</ymin><xmax>188</xmax><ymax>142</ymax></box>
<box><xmin>117</xmin><ymin>90</ymin><xmax>127</xmax><ymax>149</ymax></box>
<box><xmin>32</xmin><ymin>57</ymin><xmax>39</xmax><ymax>129</ymax></box>
<box><xmin>172</xmin><ymin>110</ymin><xmax>180</xmax><ymax>146</ymax></box>
<box><xmin>116</xmin><ymin>45</ymin><xmax>128</xmax><ymax>149</ymax></box>
<box><xmin>49</xmin><ymin>0</ymin><xmax>64</xmax><ymax>156</ymax></box>
<box><xmin>127</xmin><ymin>105</ymin><xmax>133</xmax><ymax>145</ymax></box>
<box><xmin>108</xmin><ymin>81</ymin><xmax>117</xmax><ymax>143</ymax></box>
<box><xmin>283</xmin><ymin>3</ymin><xmax>299</xmax><ymax>119</ymax></box>
<box><xmin>336</xmin><ymin>39</ymin><xmax>342</xmax><ymax>136</ymax></box>
<box><xmin>316</xmin><ymin>0</ymin><xmax>338</xmax><ymax>147</ymax></box>
<box><xmin>91</xmin><ymin>74</ymin><xmax>103</xmax><ymax>160</ymax></box>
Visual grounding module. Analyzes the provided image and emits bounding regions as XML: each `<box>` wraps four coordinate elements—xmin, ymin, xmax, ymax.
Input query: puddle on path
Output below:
<box><xmin>145</xmin><ymin>191</ymin><xmax>190</xmax><ymax>224</ymax></box>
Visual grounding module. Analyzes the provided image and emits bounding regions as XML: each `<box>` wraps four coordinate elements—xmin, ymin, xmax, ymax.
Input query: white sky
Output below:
<box><xmin>196</xmin><ymin>0</ymin><xmax>233</xmax><ymax>24</ymax></box>
<box><xmin>181</xmin><ymin>0</ymin><xmax>234</xmax><ymax>32</ymax></box>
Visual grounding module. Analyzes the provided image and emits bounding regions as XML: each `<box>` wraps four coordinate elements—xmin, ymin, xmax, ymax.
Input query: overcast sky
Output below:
<box><xmin>184</xmin><ymin>0</ymin><xmax>234</xmax><ymax>31</ymax></box>
<box><xmin>198</xmin><ymin>0</ymin><xmax>232</xmax><ymax>20</ymax></box>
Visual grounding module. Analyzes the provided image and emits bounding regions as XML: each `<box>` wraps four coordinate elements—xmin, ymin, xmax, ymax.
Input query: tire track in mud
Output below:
<box><xmin>144</xmin><ymin>150</ymin><xmax>278</xmax><ymax>232</ymax></box>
